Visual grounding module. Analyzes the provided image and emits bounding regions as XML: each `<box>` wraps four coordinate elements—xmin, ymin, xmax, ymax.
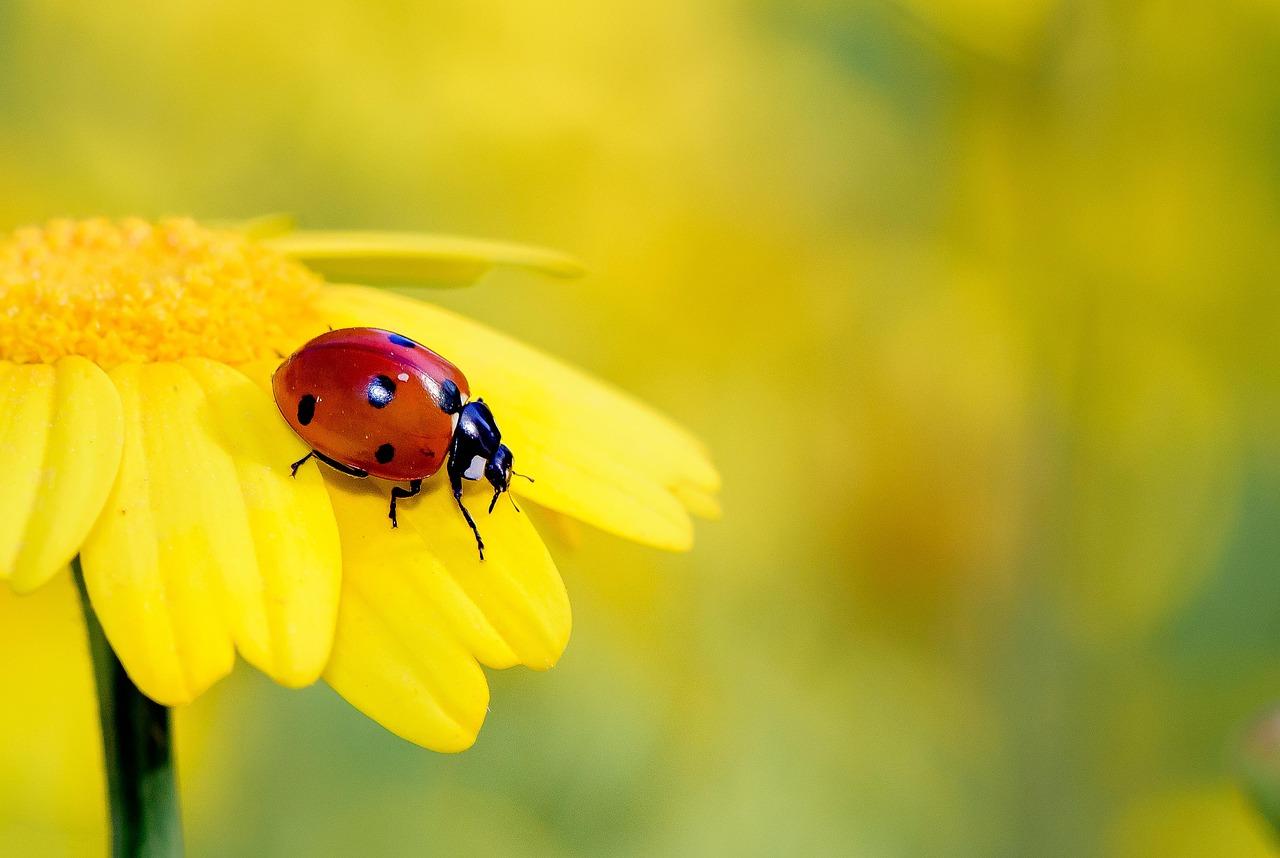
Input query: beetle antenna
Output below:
<box><xmin>488</xmin><ymin>487</ymin><xmax>524</xmax><ymax>515</ymax></box>
<box><xmin>511</xmin><ymin>469</ymin><xmax>535</xmax><ymax>483</ymax></box>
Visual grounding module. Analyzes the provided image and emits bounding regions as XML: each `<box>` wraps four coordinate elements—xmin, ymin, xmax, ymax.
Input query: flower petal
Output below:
<box><xmin>180</xmin><ymin>358</ymin><xmax>342</xmax><ymax>685</ymax></box>
<box><xmin>671</xmin><ymin>482</ymin><xmax>723</xmax><ymax>521</ymax></box>
<box><xmin>507</xmin><ymin>433</ymin><xmax>694</xmax><ymax>550</ymax></box>
<box><xmin>314</xmin><ymin>285</ymin><xmax>718</xmax><ymax>550</ymax></box>
<box><xmin>80</xmin><ymin>360</ymin><xmax>341</xmax><ymax>705</ymax></box>
<box><xmin>0</xmin><ymin>358</ymin><xmax>123</xmax><ymax>593</ymax></box>
<box><xmin>321</xmin><ymin>472</ymin><xmax>570</xmax><ymax>751</ymax></box>
<box><xmin>263</xmin><ymin>231</ymin><xmax>585</xmax><ymax>286</ymax></box>
<box><xmin>217</xmin><ymin>212</ymin><xmax>297</xmax><ymax>240</ymax></box>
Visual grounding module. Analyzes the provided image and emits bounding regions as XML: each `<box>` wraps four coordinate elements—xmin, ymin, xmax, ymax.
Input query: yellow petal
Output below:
<box><xmin>238</xmin><ymin>357</ymin><xmax>282</xmax><ymax>397</ymax></box>
<box><xmin>0</xmin><ymin>358</ymin><xmax>123</xmax><ymax>593</ymax></box>
<box><xmin>322</xmin><ymin>472</ymin><xmax>570</xmax><ymax>751</ymax></box>
<box><xmin>534</xmin><ymin>508</ymin><xmax>586</xmax><ymax>550</ymax></box>
<box><xmin>314</xmin><ymin>285</ymin><xmax>718</xmax><ymax>550</ymax></box>
<box><xmin>509</xmin><ymin>433</ymin><xmax>694</xmax><ymax>550</ymax></box>
<box><xmin>263</xmin><ymin>231</ymin><xmax>585</xmax><ymax>286</ymax></box>
<box><xmin>671</xmin><ymin>482</ymin><xmax>723</xmax><ymax>521</ymax></box>
<box><xmin>80</xmin><ymin>360</ymin><xmax>341</xmax><ymax>705</ymax></box>
<box><xmin>180</xmin><ymin>358</ymin><xmax>342</xmax><ymax>685</ymax></box>
<box><xmin>217</xmin><ymin>212</ymin><xmax>297</xmax><ymax>241</ymax></box>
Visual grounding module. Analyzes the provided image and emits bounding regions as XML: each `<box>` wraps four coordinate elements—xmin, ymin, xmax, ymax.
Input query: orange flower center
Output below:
<box><xmin>0</xmin><ymin>218</ymin><xmax>322</xmax><ymax>365</ymax></box>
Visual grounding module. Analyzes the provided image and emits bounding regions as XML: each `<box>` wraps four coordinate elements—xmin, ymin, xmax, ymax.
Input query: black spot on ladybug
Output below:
<box><xmin>297</xmin><ymin>394</ymin><xmax>317</xmax><ymax>425</ymax></box>
<box><xmin>375</xmin><ymin>443</ymin><xmax>396</xmax><ymax>464</ymax></box>
<box><xmin>367</xmin><ymin>375</ymin><xmax>396</xmax><ymax>408</ymax></box>
<box><xmin>388</xmin><ymin>333</ymin><xmax>418</xmax><ymax>349</ymax></box>
<box><xmin>438</xmin><ymin>378</ymin><xmax>462</xmax><ymax>414</ymax></box>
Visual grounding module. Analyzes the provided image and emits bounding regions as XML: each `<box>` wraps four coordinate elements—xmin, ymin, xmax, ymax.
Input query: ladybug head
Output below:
<box><xmin>485</xmin><ymin>444</ymin><xmax>535</xmax><ymax>513</ymax></box>
<box><xmin>485</xmin><ymin>444</ymin><xmax>515</xmax><ymax>511</ymax></box>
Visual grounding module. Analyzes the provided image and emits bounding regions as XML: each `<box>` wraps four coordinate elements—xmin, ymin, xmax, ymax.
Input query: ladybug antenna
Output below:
<box><xmin>488</xmin><ymin>487</ymin><xmax>522</xmax><ymax>515</ymax></box>
<box><xmin>510</xmin><ymin>469</ymin><xmax>535</xmax><ymax>483</ymax></box>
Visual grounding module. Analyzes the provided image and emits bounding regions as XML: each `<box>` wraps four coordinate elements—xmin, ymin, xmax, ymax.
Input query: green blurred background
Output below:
<box><xmin>1</xmin><ymin>0</ymin><xmax>1280</xmax><ymax>854</ymax></box>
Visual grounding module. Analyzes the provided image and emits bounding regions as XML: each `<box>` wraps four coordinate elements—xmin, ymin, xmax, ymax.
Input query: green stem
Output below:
<box><xmin>73</xmin><ymin>557</ymin><xmax>184</xmax><ymax>858</ymax></box>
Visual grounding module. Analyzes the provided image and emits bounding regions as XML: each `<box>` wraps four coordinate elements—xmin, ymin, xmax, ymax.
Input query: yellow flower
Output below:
<box><xmin>0</xmin><ymin>217</ymin><xmax>718</xmax><ymax>751</ymax></box>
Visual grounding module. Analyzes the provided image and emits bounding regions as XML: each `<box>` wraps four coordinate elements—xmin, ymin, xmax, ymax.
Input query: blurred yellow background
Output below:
<box><xmin>2</xmin><ymin>0</ymin><xmax>1280</xmax><ymax>854</ymax></box>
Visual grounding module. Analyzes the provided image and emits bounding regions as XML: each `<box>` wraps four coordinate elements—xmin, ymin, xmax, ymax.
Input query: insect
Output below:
<box><xmin>272</xmin><ymin>327</ymin><xmax>529</xmax><ymax>559</ymax></box>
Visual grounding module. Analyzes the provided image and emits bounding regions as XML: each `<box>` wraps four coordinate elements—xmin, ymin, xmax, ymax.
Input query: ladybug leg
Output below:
<box><xmin>449</xmin><ymin>468</ymin><xmax>486</xmax><ymax>561</ymax></box>
<box><xmin>387</xmin><ymin>479</ymin><xmax>422</xmax><ymax>529</ymax></box>
<box><xmin>289</xmin><ymin>451</ymin><xmax>315</xmax><ymax>477</ymax></box>
<box><xmin>292</xmin><ymin>450</ymin><xmax>368</xmax><ymax>479</ymax></box>
<box><xmin>312</xmin><ymin>451</ymin><xmax>369</xmax><ymax>479</ymax></box>
<box><xmin>454</xmin><ymin>488</ymin><xmax>485</xmax><ymax>561</ymax></box>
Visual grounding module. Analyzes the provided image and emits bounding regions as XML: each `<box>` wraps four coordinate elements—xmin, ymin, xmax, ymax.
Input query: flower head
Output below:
<box><xmin>0</xmin><ymin>217</ymin><xmax>718</xmax><ymax>750</ymax></box>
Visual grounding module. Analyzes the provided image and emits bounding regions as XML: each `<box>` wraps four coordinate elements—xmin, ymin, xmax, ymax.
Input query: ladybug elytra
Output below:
<box><xmin>272</xmin><ymin>327</ymin><xmax>525</xmax><ymax>559</ymax></box>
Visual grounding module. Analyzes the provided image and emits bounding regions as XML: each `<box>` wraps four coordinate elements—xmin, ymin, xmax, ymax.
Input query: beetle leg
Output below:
<box><xmin>289</xmin><ymin>451</ymin><xmax>314</xmax><ymax>477</ymax></box>
<box><xmin>387</xmin><ymin>479</ymin><xmax>422</xmax><ymax>528</ymax></box>
<box><xmin>454</xmin><ymin>488</ymin><xmax>485</xmax><ymax>561</ymax></box>
<box><xmin>448</xmin><ymin>463</ymin><xmax>485</xmax><ymax>561</ymax></box>
<box><xmin>311</xmin><ymin>451</ymin><xmax>369</xmax><ymax>479</ymax></box>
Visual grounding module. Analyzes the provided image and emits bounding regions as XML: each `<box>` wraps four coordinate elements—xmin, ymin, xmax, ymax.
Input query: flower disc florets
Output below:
<box><xmin>0</xmin><ymin>217</ymin><xmax>321</xmax><ymax>365</ymax></box>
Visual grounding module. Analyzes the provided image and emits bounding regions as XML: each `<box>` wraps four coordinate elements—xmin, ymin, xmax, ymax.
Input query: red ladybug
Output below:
<box><xmin>273</xmin><ymin>327</ymin><xmax>524</xmax><ymax>559</ymax></box>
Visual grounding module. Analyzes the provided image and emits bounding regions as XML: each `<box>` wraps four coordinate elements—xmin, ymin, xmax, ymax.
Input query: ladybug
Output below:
<box><xmin>272</xmin><ymin>327</ymin><xmax>526</xmax><ymax>559</ymax></box>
